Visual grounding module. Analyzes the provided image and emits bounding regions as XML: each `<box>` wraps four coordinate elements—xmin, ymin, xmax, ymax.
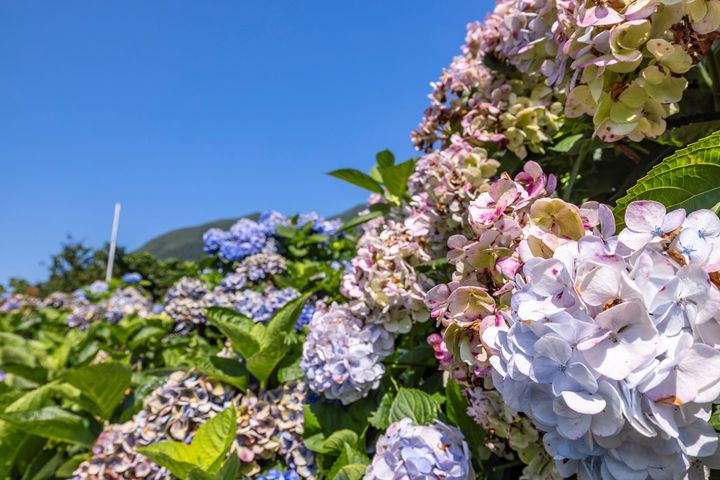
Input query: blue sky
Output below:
<box><xmin>0</xmin><ymin>1</ymin><xmax>488</xmax><ymax>284</ymax></box>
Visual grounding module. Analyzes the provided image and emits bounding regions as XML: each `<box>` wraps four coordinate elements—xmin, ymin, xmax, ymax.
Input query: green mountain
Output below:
<box><xmin>137</xmin><ymin>205</ymin><xmax>365</xmax><ymax>260</ymax></box>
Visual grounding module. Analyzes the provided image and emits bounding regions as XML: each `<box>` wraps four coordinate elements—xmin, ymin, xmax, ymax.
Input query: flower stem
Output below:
<box><xmin>563</xmin><ymin>142</ymin><xmax>590</xmax><ymax>202</ymax></box>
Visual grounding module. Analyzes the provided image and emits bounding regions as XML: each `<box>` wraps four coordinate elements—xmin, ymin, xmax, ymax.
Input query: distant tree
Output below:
<box><xmin>37</xmin><ymin>236</ymin><xmax>196</xmax><ymax>299</ymax></box>
<box><xmin>8</xmin><ymin>277</ymin><xmax>32</xmax><ymax>294</ymax></box>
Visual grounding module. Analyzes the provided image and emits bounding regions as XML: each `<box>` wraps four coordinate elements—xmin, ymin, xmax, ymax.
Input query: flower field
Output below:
<box><xmin>4</xmin><ymin>1</ymin><xmax>720</xmax><ymax>479</ymax></box>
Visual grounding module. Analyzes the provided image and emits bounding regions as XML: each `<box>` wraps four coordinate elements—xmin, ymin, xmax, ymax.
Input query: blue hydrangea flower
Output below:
<box><xmin>249</xmin><ymin>470</ymin><xmax>300</xmax><ymax>480</ymax></box>
<box><xmin>121</xmin><ymin>272</ymin><xmax>142</xmax><ymax>284</ymax></box>
<box><xmin>87</xmin><ymin>280</ymin><xmax>109</xmax><ymax>295</ymax></box>
<box><xmin>366</xmin><ymin>418</ymin><xmax>474</xmax><ymax>480</ymax></box>
<box><xmin>259</xmin><ymin>210</ymin><xmax>290</xmax><ymax>235</ymax></box>
<box><xmin>203</xmin><ymin>228</ymin><xmax>226</xmax><ymax>254</ymax></box>
<box><xmin>218</xmin><ymin>219</ymin><xmax>268</xmax><ymax>261</ymax></box>
<box><xmin>233</xmin><ymin>287</ymin><xmax>300</xmax><ymax>323</ymax></box>
<box><xmin>295</xmin><ymin>303</ymin><xmax>315</xmax><ymax>330</ymax></box>
<box><xmin>301</xmin><ymin>303</ymin><xmax>395</xmax><ymax>404</ymax></box>
<box><xmin>297</xmin><ymin>212</ymin><xmax>342</xmax><ymax>236</ymax></box>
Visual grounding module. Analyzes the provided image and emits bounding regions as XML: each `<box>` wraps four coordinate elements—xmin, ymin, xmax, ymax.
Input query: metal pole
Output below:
<box><xmin>105</xmin><ymin>202</ymin><xmax>121</xmax><ymax>283</ymax></box>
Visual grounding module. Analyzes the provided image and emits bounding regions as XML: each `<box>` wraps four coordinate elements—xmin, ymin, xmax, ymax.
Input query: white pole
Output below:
<box><xmin>105</xmin><ymin>202</ymin><xmax>121</xmax><ymax>283</ymax></box>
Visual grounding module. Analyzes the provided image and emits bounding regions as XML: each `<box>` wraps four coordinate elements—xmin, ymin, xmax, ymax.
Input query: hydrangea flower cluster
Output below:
<box><xmin>236</xmin><ymin>253</ymin><xmax>287</xmax><ymax>283</ymax></box>
<box><xmin>417</xmin><ymin>0</ymin><xmax>720</xmax><ymax>147</ymax></box>
<box><xmin>213</xmin><ymin>286</ymin><xmax>301</xmax><ymax>324</ymax></box>
<box><xmin>342</xmin><ymin>216</ymin><xmax>432</xmax><ymax>334</ymax></box>
<box><xmin>163</xmin><ymin>277</ymin><xmax>211</xmax><ymax>332</ymax></box>
<box><xmin>74</xmin><ymin>372</ymin><xmax>314</xmax><ymax>479</ymax></box>
<box><xmin>408</xmin><ymin>139</ymin><xmax>501</xmax><ymax>240</ymax></box>
<box><xmin>300</xmin><ymin>304</ymin><xmax>394</xmax><ymax>404</ymax></box>
<box><xmin>66</xmin><ymin>300</ymin><xmax>106</xmax><ymax>329</ymax></box>
<box><xmin>426</xmin><ymin>161</ymin><xmax>563</xmax><ymax>373</ymax></box>
<box><xmin>104</xmin><ymin>287</ymin><xmax>152</xmax><ymax>323</ymax></box>
<box><xmin>412</xmin><ymin>18</ymin><xmax>564</xmax><ymax>158</ymax></box>
<box><xmin>0</xmin><ymin>293</ymin><xmax>40</xmax><ymax>314</ymax></box>
<box><xmin>203</xmin><ymin>211</ymin><xmax>341</xmax><ymax>262</ymax></box>
<box><xmin>73</xmin><ymin>372</ymin><xmax>235</xmax><ymax>479</ymax></box>
<box><xmin>483</xmin><ymin>200</ymin><xmax>720</xmax><ymax>478</ymax></box>
<box><xmin>365</xmin><ymin>418</ymin><xmax>474</xmax><ymax>480</ymax></box>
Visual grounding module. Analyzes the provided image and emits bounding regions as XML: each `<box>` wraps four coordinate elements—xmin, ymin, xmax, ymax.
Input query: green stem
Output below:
<box><xmin>563</xmin><ymin>143</ymin><xmax>590</xmax><ymax>202</ymax></box>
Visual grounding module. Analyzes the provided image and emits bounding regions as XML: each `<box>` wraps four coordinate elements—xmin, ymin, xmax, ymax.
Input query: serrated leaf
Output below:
<box><xmin>327</xmin><ymin>169</ymin><xmax>383</xmax><ymax>194</ymax></box>
<box><xmin>614</xmin><ymin>130</ymin><xmax>720</xmax><ymax>226</ymax></box>
<box><xmin>333</xmin><ymin>464</ymin><xmax>367</xmax><ymax>480</ymax></box>
<box><xmin>328</xmin><ymin>443</ymin><xmax>370</xmax><ymax>479</ymax></box>
<box><xmin>322</xmin><ymin>429</ymin><xmax>358</xmax><ymax>454</ymax></box>
<box><xmin>388</xmin><ymin>388</ymin><xmax>441</xmax><ymax>426</ymax></box>
<box><xmin>62</xmin><ymin>362</ymin><xmax>131</xmax><ymax>419</ymax></box>
<box><xmin>654</xmin><ymin>120</ymin><xmax>720</xmax><ymax>147</ymax></box>
<box><xmin>206</xmin><ymin>307</ymin><xmax>261</xmax><ymax>360</ymax></box>
<box><xmin>368</xmin><ymin>392</ymin><xmax>394</xmax><ymax>430</ymax></box>
<box><xmin>138</xmin><ymin>406</ymin><xmax>236</xmax><ymax>480</ymax></box>
<box><xmin>0</xmin><ymin>407</ymin><xmax>97</xmax><ymax>446</ymax></box>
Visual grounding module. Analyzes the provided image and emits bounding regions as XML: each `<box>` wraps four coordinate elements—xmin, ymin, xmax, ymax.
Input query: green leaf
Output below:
<box><xmin>654</xmin><ymin>119</ymin><xmax>720</xmax><ymax>147</ymax></box>
<box><xmin>62</xmin><ymin>362</ymin><xmax>131</xmax><ymax>419</ymax></box>
<box><xmin>368</xmin><ymin>391</ymin><xmax>394</xmax><ymax>430</ymax></box>
<box><xmin>303</xmin><ymin>403</ymin><xmax>362</xmax><ymax>438</ymax></box>
<box><xmin>333</xmin><ymin>464</ymin><xmax>367</xmax><ymax>480</ymax></box>
<box><xmin>244</xmin><ymin>294</ymin><xmax>312</xmax><ymax>387</ymax></box>
<box><xmin>192</xmin><ymin>356</ymin><xmax>248</xmax><ymax>391</ymax></box>
<box><xmin>388</xmin><ymin>388</ymin><xmax>441</xmax><ymax>426</ymax></box>
<box><xmin>138</xmin><ymin>406</ymin><xmax>237</xmax><ymax>480</ymax></box>
<box><xmin>262</xmin><ymin>294</ymin><xmax>312</xmax><ymax>350</ymax></box>
<box><xmin>0</xmin><ymin>407</ymin><xmax>97</xmax><ymax>446</ymax></box>
<box><xmin>378</xmin><ymin>159</ymin><xmax>416</xmax><ymax>198</ymax></box>
<box><xmin>549</xmin><ymin>133</ymin><xmax>586</xmax><ymax>153</ymax></box>
<box><xmin>338</xmin><ymin>211</ymin><xmax>384</xmax><ymax>233</ymax></box>
<box><xmin>276</xmin><ymin>356</ymin><xmax>303</xmax><ymax>383</ymax></box>
<box><xmin>328</xmin><ymin>443</ymin><xmax>370</xmax><ymax>479</ymax></box>
<box><xmin>376</xmin><ymin>150</ymin><xmax>395</xmax><ymax>168</ymax></box>
<box><xmin>187</xmin><ymin>454</ymin><xmax>240</xmax><ymax>480</ymax></box>
<box><xmin>322</xmin><ymin>429</ymin><xmax>359</xmax><ymax>454</ymax></box>
<box><xmin>614</xmin><ymin>130</ymin><xmax>720</xmax><ymax>226</ymax></box>
<box><xmin>306</xmin><ymin>429</ymin><xmax>358</xmax><ymax>455</ymax></box>
<box><xmin>206</xmin><ymin>307</ymin><xmax>261</xmax><ymax>360</ymax></box>
<box><xmin>327</xmin><ymin>169</ymin><xmax>383</xmax><ymax>194</ymax></box>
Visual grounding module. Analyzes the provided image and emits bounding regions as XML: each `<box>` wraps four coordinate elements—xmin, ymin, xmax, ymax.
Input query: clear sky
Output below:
<box><xmin>0</xmin><ymin>1</ymin><xmax>488</xmax><ymax>284</ymax></box>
